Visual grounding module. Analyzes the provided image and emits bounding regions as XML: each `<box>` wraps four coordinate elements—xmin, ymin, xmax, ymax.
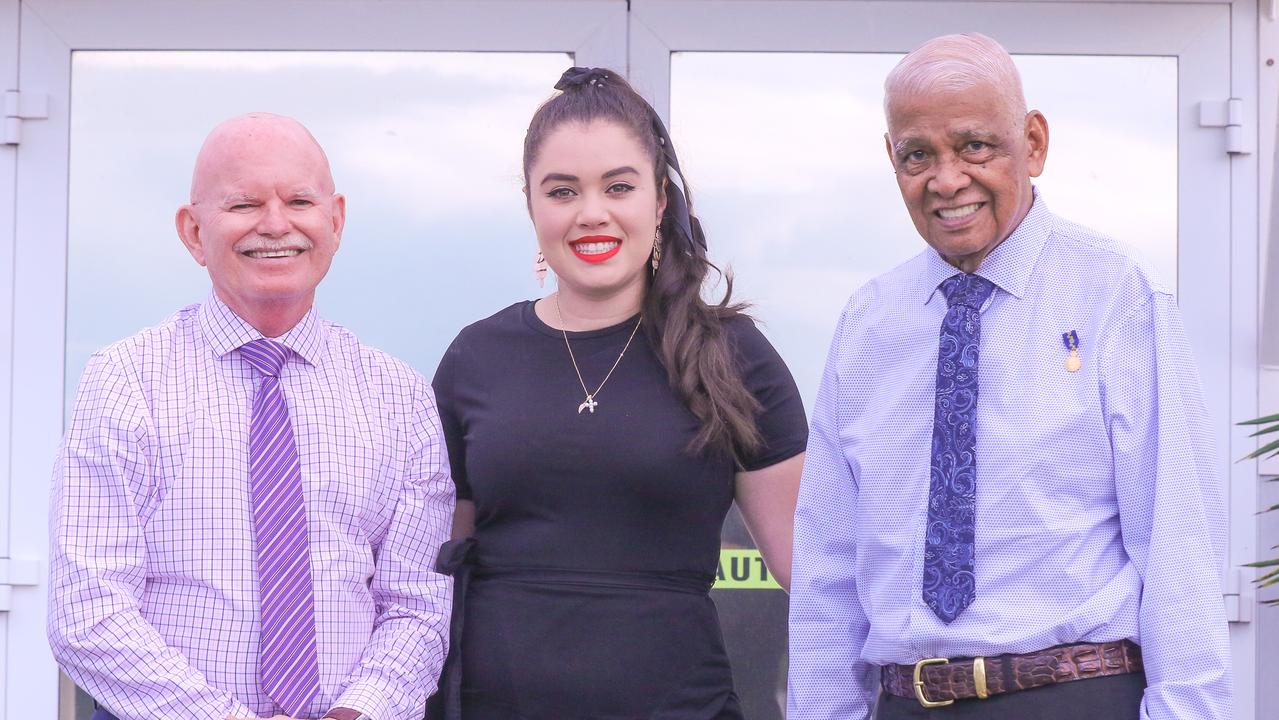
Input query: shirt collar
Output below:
<box><xmin>197</xmin><ymin>292</ymin><xmax>327</xmax><ymax>367</ymax></box>
<box><xmin>921</xmin><ymin>186</ymin><xmax>1052</xmax><ymax>306</ymax></box>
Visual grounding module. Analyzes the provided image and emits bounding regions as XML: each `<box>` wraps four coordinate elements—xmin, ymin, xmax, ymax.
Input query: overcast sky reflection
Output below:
<box><xmin>67</xmin><ymin>51</ymin><xmax>1175</xmax><ymax>415</ymax></box>
<box><xmin>672</xmin><ymin>52</ymin><xmax>1176</xmax><ymax>410</ymax></box>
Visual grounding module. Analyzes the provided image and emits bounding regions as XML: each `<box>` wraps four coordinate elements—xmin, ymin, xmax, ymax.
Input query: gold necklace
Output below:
<box><xmin>554</xmin><ymin>294</ymin><xmax>642</xmax><ymax>414</ymax></box>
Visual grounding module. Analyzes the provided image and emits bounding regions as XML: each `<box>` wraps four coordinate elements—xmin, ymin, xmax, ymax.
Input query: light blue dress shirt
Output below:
<box><xmin>788</xmin><ymin>192</ymin><xmax>1231</xmax><ymax>719</ymax></box>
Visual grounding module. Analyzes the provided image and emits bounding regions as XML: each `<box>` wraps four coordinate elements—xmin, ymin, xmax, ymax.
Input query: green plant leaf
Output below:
<box><xmin>1248</xmin><ymin>424</ymin><xmax>1279</xmax><ymax>438</ymax></box>
<box><xmin>1242</xmin><ymin>437</ymin><xmax>1279</xmax><ymax>460</ymax></box>
<box><xmin>1239</xmin><ymin>413</ymin><xmax>1279</xmax><ymax>425</ymax></box>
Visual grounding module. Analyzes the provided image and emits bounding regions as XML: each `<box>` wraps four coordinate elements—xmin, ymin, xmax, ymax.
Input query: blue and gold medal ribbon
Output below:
<box><xmin>1062</xmin><ymin>330</ymin><xmax>1081</xmax><ymax>372</ymax></box>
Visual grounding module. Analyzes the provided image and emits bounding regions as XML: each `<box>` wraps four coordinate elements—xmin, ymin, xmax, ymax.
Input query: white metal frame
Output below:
<box><xmin>1257</xmin><ymin>9</ymin><xmax>1279</xmax><ymax>714</ymax></box>
<box><xmin>1227</xmin><ymin>4</ymin><xmax>1265</xmax><ymax>715</ymax></box>
<box><xmin>0</xmin><ymin>0</ymin><xmax>19</xmax><ymax>715</ymax></box>
<box><xmin>4</xmin><ymin>0</ymin><xmax>1272</xmax><ymax>718</ymax></box>
<box><xmin>630</xmin><ymin>0</ymin><xmax>1259</xmax><ymax>716</ymax></box>
<box><xmin>8</xmin><ymin>2</ymin><xmax>626</xmax><ymax>718</ymax></box>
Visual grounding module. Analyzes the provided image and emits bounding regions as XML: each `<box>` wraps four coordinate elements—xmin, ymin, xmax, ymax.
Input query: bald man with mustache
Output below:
<box><xmin>48</xmin><ymin>113</ymin><xmax>454</xmax><ymax>720</ymax></box>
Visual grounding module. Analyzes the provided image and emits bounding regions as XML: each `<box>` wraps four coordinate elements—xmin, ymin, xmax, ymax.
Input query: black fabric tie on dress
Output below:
<box><xmin>426</xmin><ymin>536</ymin><xmax>478</xmax><ymax>720</ymax></box>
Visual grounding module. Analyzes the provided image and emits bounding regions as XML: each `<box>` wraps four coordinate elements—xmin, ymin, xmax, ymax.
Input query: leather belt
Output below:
<box><xmin>881</xmin><ymin>639</ymin><xmax>1143</xmax><ymax>708</ymax></box>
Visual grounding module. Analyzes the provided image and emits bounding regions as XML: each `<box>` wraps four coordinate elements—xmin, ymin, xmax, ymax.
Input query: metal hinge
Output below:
<box><xmin>0</xmin><ymin>558</ymin><xmax>39</xmax><ymax>612</ymax></box>
<box><xmin>1223</xmin><ymin>568</ymin><xmax>1254</xmax><ymax>623</ymax></box>
<box><xmin>1198</xmin><ymin>99</ymin><xmax>1253</xmax><ymax>155</ymax></box>
<box><xmin>3</xmin><ymin>90</ymin><xmax>49</xmax><ymax>145</ymax></box>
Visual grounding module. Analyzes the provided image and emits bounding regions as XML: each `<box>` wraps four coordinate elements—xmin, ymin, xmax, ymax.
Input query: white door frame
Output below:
<box><xmin>9</xmin><ymin>1</ymin><xmax>626</xmax><ymax>718</ymax></box>
<box><xmin>5</xmin><ymin>0</ymin><xmax>1266</xmax><ymax>717</ymax></box>
<box><xmin>0</xmin><ymin>0</ymin><xmax>22</xmax><ymax>716</ymax></box>
<box><xmin>630</xmin><ymin>0</ymin><xmax>1259</xmax><ymax>717</ymax></box>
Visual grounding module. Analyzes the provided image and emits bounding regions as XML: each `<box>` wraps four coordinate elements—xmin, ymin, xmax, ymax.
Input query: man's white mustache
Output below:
<box><xmin>236</xmin><ymin>236</ymin><xmax>313</xmax><ymax>253</ymax></box>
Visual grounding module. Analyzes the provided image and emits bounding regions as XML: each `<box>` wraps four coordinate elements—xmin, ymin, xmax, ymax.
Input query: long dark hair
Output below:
<box><xmin>523</xmin><ymin>67</ymin><xmax>763</xmax><ymax>462</ymax></box>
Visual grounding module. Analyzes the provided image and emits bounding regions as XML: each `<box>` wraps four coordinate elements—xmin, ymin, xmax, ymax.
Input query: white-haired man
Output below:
<box><xmin>48</xmin><ymin>113</ymin><xmax>454</xmax><ymax>720</ymax></box>
<box><xmin>788</xmin><ymin>33</ymin><xmax>1231</xmax><ymax>719</ymax></box>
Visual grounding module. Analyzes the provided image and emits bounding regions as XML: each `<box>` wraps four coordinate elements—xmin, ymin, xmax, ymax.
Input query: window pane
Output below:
<box><xmin>672</xmin><ymin>51</ymin><xmax>1177</xmax><ymax>414</ymax></box>
<box><xmin>67</xmin><ymin>50</ymin><xmax>573</xmax><ymax>406</ymax></box>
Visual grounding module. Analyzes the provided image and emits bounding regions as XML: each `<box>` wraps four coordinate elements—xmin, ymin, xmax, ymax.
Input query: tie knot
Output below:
<box><xmin>940</xmin><ymin>273</ymin><xmax>995</xmax><ymax>310</ymax></box>
<box><xmin>240</xmin><ymin>339</ymin><xmax>289</xmax><ymax>377</ymax></box>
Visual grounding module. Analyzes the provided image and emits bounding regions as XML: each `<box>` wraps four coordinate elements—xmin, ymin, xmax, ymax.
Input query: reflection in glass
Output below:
<box><xmin>67</xmin><ymin>50</ymin><xmax>573</xmax><ymax>405</ymax></box>
<box><xmin>672</xmin><ymin>52</ymin><xmax>1177</xmax><ymax>415</ymax></box>
<box><xmin>671</xmin><ymin>51</ymin><xmax>1176</xmax><ymax>720</ymax></box>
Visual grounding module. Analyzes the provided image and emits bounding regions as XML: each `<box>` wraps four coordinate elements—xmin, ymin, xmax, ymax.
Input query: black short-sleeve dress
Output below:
<box><xmin>432</xmin><ymin>301</ymin><xmax>807</xmax><ymax>719</ymax></box>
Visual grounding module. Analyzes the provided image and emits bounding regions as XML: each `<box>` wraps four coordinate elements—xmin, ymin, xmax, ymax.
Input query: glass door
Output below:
<box><xmin>629</xmin><ymin>1</ymin><xmax>1242</xmax><ymax>717</ymax></box>
<box><xmin>11</xmin><ymin>3</ymin><xmax>626</xmax><ymax>718</ymax></box>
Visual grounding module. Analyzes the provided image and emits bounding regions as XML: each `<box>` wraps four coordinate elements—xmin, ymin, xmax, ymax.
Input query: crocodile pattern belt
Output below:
<box><xmin>881</xmin><ymin>639</ymin><xmax>1143</xmax><ymax>708</ymax></box>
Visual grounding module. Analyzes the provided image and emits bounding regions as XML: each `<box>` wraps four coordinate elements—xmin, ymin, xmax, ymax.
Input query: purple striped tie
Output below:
<box><xmin>240</xmin><ymin>339</ymin><xmax>321</xmax><ymax>716</ymax></box>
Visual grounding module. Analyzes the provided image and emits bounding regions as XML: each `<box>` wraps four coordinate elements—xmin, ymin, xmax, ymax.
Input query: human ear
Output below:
<box><xmin>1024</xmin><ymin>111</ymin><xmax>1049</xmax><ymax>177</ymax></box>
<box><xmin>330</xmin><ymin>193</ymin><xmax>347</xmax><ymax>251</ymax></box>
<box><xmin>175</xmin><ymin>205</ymin><xmax>207</xmax><ymax>266</ymax></box>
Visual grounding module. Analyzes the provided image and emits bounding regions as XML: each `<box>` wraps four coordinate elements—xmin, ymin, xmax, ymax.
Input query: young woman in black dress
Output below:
<box><xmin>431</xmin><ymin>67</ymin><xmax>807</xmax><ymax>719</ymax></box>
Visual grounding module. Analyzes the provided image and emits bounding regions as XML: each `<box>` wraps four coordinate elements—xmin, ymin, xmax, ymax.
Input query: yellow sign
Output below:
<box><xmin>714</xmin><ymin>549</ymin><xmax>782</xmax><ymax>590</ymax></box>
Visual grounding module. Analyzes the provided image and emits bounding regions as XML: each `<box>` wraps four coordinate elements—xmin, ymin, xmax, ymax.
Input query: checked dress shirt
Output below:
<box><xmin>49</xmin><ymin>294</ymin><xmax>455</xmax><ymax>720</ymax></box>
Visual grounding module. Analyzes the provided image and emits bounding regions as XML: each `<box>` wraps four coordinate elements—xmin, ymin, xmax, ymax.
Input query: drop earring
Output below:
<box><xmin>534</xmin><ymin>250</ymin><xmax>548</xmax><ymax>288</ymax></box>
<box><xmin>650</xmin><ymin>229</ymin><xmax>662</xmax><ymax>274</ymax></box>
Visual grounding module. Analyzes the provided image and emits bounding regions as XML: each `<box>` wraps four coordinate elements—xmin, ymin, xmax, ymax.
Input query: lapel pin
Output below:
<box><xmin>1062</xmin><ymin>330</ymin><xmax>1081</xmax><ymax>373</ymax></box>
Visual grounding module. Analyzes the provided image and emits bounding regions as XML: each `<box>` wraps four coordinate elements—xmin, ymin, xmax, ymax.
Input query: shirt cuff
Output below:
<box><xmin>333</xmin><ymin>680</ymin><xmax>399</xmax><ymax>720</ymax></box>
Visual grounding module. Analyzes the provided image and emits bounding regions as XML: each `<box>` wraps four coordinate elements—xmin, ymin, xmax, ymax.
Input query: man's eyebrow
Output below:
<box><xmin>891</xmin><ymin>138</ymin><xmax>923</xmax><ymax>156</ymax></box>
<box><xmin>220</xmin><ymin>192</ymin><xmax>260</xmax><ymax>205</ymax></box>
<box><xmin>948</xmin><ymin>127</ymin><xmax>997</xmax><ymax>142</ymax></box>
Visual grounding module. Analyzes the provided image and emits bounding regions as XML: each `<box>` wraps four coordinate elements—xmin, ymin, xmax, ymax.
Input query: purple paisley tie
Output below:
<box><xmin>240</xmin><ymin>339</ymin><xmax>321</xmax><ymax>715</ymax></box>
<box><xmin>922</xmin><ymin>273</ymin><xmax>995</xmax><ymax>624</ymax></box>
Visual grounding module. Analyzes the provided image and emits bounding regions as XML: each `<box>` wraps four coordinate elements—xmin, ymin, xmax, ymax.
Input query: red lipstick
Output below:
<box><xmin>569</xmin><ymin>235</ymin><xmax>623</xmax><ymax>264</ymax></box>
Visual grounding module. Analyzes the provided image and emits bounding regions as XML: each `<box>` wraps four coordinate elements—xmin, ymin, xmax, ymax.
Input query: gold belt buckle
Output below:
<box><xmin>912</xmin><ymin>658</ymin><xmax>954</xmax><ymax>708</ymax></box>
<box><xmin>911</xmin><ymin>657</ymin><xmax>990</xmax><ymax>708</ymax></box>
